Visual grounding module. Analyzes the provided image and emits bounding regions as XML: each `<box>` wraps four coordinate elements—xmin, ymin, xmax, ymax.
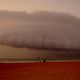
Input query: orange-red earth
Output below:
<box><xmin>0</xmin><ymin>61</ymin><xmax>80</xmax><ymax>80</ymax></box>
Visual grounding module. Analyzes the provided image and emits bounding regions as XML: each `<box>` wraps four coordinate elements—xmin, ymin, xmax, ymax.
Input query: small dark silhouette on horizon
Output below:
<box><xmin>37</xmin><ymin>57</ymin><xmax>46</xmax><ymax>63</ymax></box>
<box><xmin>37</xmin><ymin>57</ymin><xmax>41</xmax><ymax>62</ymax></box>
<box><xmin>43</xmin><ymin>59</ymin><xmax>46</xmax><ymax>63</ymax></box>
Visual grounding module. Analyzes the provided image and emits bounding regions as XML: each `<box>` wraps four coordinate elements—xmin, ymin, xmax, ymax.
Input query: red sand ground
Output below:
<box><xmin>0</xmin><ymin>61</ymin><xmax>80</xmax><ymax>80</ymax></box>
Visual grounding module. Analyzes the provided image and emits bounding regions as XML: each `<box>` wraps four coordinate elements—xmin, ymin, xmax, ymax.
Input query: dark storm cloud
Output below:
<box><xmin>0</xmin><ymin>10</ymin><xmax>80</xmax><ymax>50</ymax></box>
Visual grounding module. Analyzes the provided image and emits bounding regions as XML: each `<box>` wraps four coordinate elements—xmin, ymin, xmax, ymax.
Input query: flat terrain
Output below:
<box><xmin>0</xmin><ymin>61</ymin><xmax>80</xmax><ymax>80</ymax></box>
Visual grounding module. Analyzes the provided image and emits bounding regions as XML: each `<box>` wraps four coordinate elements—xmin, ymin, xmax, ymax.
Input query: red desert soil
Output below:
<box><xmin>0</xmin><ymin>61</ymin><xmax>80</xmax><ymax>80</ymax></box>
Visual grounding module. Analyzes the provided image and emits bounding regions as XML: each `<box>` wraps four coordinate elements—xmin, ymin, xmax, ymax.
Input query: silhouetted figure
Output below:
<box><xmin>37</xmin><ymin>57</ymin><xmax>40</xmax><ymax>62</ymax></box>
<box><xmin>43</xmin><ymin>59</ymin><xmax>46</xmax><ymax>63</ymax></box>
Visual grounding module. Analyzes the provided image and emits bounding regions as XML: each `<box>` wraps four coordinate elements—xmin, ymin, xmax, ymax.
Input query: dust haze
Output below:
<box><xmin>0</xmin><ymin>10</ymin><xmax>80</xmax><ymax>50</ymax></box>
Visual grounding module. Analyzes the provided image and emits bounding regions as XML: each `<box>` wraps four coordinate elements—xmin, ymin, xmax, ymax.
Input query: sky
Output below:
<box><xmin>0</xmin><ymin>0</ymin><xmax>80</xmax><ymax>59</ymax></box>
<box><xmin>0</xmin><ymin>0</ymin><xmax>80</xmax><ymax>17</ymax></box>
<box><xmin>0</xmin><ymin>11</ymin><xmax>80</xmax><ymax>49</ymax></box>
